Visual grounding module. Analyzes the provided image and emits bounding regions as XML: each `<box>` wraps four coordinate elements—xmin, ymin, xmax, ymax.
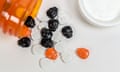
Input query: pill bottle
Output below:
<box><xmin>0</xmin><ymin>0</ymin><xmax>42</xmax><ymax>38</ymax></box>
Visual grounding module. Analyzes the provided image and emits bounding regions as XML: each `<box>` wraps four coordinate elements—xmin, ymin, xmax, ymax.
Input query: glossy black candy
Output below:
<box><xmin>61</xmin><ymin>26</ymin><xmax>73</xmax><ymax>38</ymax></box>
<box><xmin>41</xmin><ymin>28</ymin><xmax>53</xmax><ymax>39</ymax></box>
<box><xmin>47</xmin><ymin>7</ymin><xmax>58</xmax><ymax>19</ymax></box>
<box><xmin>24</xmin><ymin>16</ymin><xmax>35</xmax><ymax>28</ymax></box>
<box><xmin>48</xmin><ymin>19</ymin><xmax>59</xmax><ymax>32</ymax></box>
<box><xmin>40</xmin><ymin>38</ymin><xmax>54</xmax><ymax>48</ymax></box>
<box><xmin>18</xmin><ymin>37</ymin><xmax>31</xmax><ymax>47</ymax></box>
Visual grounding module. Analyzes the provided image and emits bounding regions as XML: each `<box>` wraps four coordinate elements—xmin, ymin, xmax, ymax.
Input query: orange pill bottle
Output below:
<box><xmin>0</xmin><ymin>0</ymin><xmax>42</xmax><ymax>38</ymax></box>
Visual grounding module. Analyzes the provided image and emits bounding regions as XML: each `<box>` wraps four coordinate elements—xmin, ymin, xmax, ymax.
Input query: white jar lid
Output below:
<box><xmin>78</xmin><ymin>0</ymin><xmax>120</xmax><ymax>27</ymax></box>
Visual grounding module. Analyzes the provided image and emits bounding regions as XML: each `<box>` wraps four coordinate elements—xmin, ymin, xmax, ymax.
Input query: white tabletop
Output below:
<box><xmin>0</xmin><ymin>0</ymin><xmax>120</xmax><ymax>72</ymax></box>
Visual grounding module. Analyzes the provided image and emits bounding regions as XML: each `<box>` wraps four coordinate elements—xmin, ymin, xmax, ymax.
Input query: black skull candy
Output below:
<box><xmin>41</xmin><ymin>28</ymin><xmax>53</xmax><ymax>39</ymax></box>
<box><xmin>61</xmin><ymin>26</ymin><xmax>73</xmax><ymax>39</ymax></box>
<box><xmin>48</xmin><ymin>19</ymin><xmax>59</xmax><ymax>32</ymax></box>
<box><xmin>40</xmin><ymin>38</ymin><xmax>54</xmax><ymax>48</ymax></box>
<box><xmin>18</xmin><ymin>37</ymin><xmax>31</xmax><ymax>48</ymax></box>
<box><xmin>47</xmin><ymin>7</ymin><xmax>58</xmax><ymax>19</ymax></box>
<box><xmin>24</xmin><ymin>16</ymin><xmax>36</xmax><ymax>28</ymax></box>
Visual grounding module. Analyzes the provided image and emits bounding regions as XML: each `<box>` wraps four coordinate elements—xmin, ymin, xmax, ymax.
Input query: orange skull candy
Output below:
<box><xmin>45</xmin><ymin>48</ymin><xmax>58</xmax><ymax>60</ymax></box>
<box><xmin>76</xmin><ymin>48</ymin><xmax>89</xmax><ymax>59</ymax></box>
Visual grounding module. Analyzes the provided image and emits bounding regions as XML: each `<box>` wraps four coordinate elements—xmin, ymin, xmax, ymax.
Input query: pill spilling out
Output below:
<box><xmin>40</xmin><ymin>38</ymin><xmax>54</xmax><ymax>48</ymax></box>
<box><xmin>24</xmin><ymin>16</ymin><xmax>36</xmax><ymax>28</ymax></box>
<box><xmin>47</xmin><ymin>7</ymin><xmax>58</xmax><ymax>19</ymax></box>
<box><xmin>61</xmin><ymin>26</ymin><xmax>73</xmax><ymax>39</ymax></box>
<box><xmin>18</xmin><ymin>37</ymin><xmax>31</xmax><ymax>48</ymax></box>
<box><xmin>45</xmin><ymin>48</ymin><xmax>58</xmax><ymax>60</ymax></box>
<box><xmin>76</xmin><ymin>48</ymin><xmax>89</xmax><ymax>59</ymax></box>
<box><xmin>16</xmin><ymin>5</ymin><xmax>90</xmax><ymax>71</ymax></box>
<box><xmin>48</xmin><ymin>19</ymin><xmax>59</xmax><ymax>32</ymax></box>
<box><xmin>41</xmin><ymin>27</ymin><xmax>53</xmax><ymax>39</ymax></box>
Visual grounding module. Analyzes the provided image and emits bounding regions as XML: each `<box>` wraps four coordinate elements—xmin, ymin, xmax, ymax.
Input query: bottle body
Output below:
<box><xmin>0</xmin><ymin>0</ymin><xmax>42</xmax><ymax>38</ymax></box>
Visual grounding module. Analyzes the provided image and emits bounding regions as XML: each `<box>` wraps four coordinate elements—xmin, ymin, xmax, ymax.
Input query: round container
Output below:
<box><xmin>78</xmin><ymin>0</ymin><xmax>120</xmax><ymax>27</ymax></box>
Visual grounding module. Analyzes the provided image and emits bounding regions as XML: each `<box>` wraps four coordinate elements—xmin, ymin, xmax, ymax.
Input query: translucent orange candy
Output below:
<box><xmin>0</xmin><ymin>0</ymin><xmax>42</xmax><ymax>38</ymax></box>
<box><xmin>45</xmin><ymin>48</ymin><xmax>58</xmax><ymax>60</ymax></box>
<box><xmin>76</xmin><ymin>48</ymin><xmax>89</xmax><ymax>59</ymax></box>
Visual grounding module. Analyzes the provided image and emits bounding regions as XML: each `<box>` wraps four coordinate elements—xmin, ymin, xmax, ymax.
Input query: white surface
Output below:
<box><xmin>0</xmin><ymin>0</ymin><xmax>120</xmax><ymax>72</ymax></box>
